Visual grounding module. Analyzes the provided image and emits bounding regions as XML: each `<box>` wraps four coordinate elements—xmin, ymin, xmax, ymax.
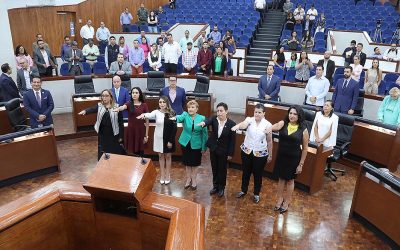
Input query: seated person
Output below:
<box><xmin>283</xmin><ymin>0</ymin><xmax>294</xmax><ymax>15</ymax></box>
<box><xmin>82</xmin><ymin>39</ymin><xmax>100</xmax><ymax>66</ymax></box>
<box><xmin>257</xmin><ymin>65</ymin><xmax>281</xmax><ymax>101</ymax></box>
<box><xmin>288</xmin><ymin>31</ymin><xmax>300</xmax><ymax>50</ymax></box>
<box><xmin>383</xmin><ymin>44</ymin><xmax>399</xmax><ymax>62</ymax></box>
<box><xmin>310</xmin><ymin>100</ymin><xmax>338</xmax><ymax>147</ymax></box>
<box><xmin>285</xmin><ymin>12</ymin><xmax>295</xmax><ymax>31</ymax></box>
<box><xmin>371</xmin><ymin>47</ymin><xmax>383</xmax><ymax>59</ymax></box>
<box><xmin>285</xmin><ymin>52</ymin><xmax>297</xmax><ymax>69</ymax></box>
<box><xmin>378</xmin><ymin>87</ymin><xmax>400</xmax><ymax>126</ymax></box>
<box><xmin>273</xmin><ymin>46</ymin><xmax>285</xmax><ymax>69</ymax></box>
<box><xmin>109</xmin><ymin>53</ymin><xmax>132</xmax><ymax>76</ymax></box>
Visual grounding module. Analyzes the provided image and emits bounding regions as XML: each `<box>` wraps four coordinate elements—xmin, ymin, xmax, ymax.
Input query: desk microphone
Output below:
<box><xmin>130</xmin><ymin>153</ymin><xmax>147</xmax><ymax>165</ymax></box>
<box><xmin>104</xmin><ymin>152</ymin><xmax>110</xmax><ymax>160</ymax></box>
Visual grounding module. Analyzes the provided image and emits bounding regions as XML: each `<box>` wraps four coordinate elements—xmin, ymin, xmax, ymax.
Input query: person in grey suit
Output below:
<box><xmin>33</xmin><ymin>40</ymin><xmax>58</xmax><ymax>77</ymax></box>
<box><xmin>65</xmin><ymin>41</ymin><xmax>84</xmax><ymax>76</ymax></box>
<box><xmin>258</xmin><ymin>65</ymin><xmax>281</xmax><ymax>101</ymax></box>
<box><xmin>109</xmin><ymin>53</ymin><xmax>132</xmax><ymax>76</ymax></box>
<box><xmin>16</xmin><ymin>58</ymin><xmax>39</xmax><ymax>95</ymax></box>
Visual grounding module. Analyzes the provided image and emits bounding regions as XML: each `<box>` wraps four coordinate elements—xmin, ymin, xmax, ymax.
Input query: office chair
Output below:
<box><xmin>325</xmin><ymin>112</ymin><xmax>355</xmax><ymax>181</ymax></box>
<box><xmin>120</xmin><ymin>74</ymin><xmax>131</xmax><ymax>91</ymax></box>
<box><xmin>147</xmin><ymin>71</ymin><xmax>165</xmax><ymax>92</ymax></box>
<box><xmin>5</xmin><ymin>98</ymin><xmax>29</xmax><ymax>132</ymax></box>
<box><xmin>353</xmin><ymin>89</ymin><xmax>365</xmax><ymax>117</ymax></box>
<box><xmin>74</xmin><ymin>75</ymin><xmax>95</xmax><ymax>94</ymax></box>
<box><xmin>302</xmin><ymin>107</ymin><xmax>317</xmax><ymax>134</ymax></box>
<box><xmin>193</xmin><ymin>75</ymin><xmax>210</xmax><ymax>93</ymax></box>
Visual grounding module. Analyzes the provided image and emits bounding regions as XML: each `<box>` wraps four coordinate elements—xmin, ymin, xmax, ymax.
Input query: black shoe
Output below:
<box><xmin>209</xmin><ymin>187</ymin><xmax>218</xmax><ymax>195</ymax></box>
<box><xmin>217</xmin><ymin>188</ymin><xmax>224</xmax><ymax>197</ymax></box>
<box><xmin>236</xmin><ymin>191</ymin><xmax>246</xmax><ymax>198</ymax></box>
<box><xmin>253</xmin><ymin>195</ymin><xmax>260</xmax><ymax>204</ymax></box>
<box><xmin>274</xmin><ymin>200</ymin><xmax>284</xmax><ymax>211</ymax></box>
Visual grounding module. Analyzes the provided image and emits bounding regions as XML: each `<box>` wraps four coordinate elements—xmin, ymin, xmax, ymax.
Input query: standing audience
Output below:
<box><xmin>82</xmin><ymin>39</ymin><xmax>100</xmax><ymax>66</ymax></box>
<box><xmin>211</xmin><ymin>47</ymin><xmax>227</xmax><ymax>76</ymax></box>
<box><xmin>305</xmin><ymin>65</ymin><xmax>330</xmax><ymax>107</ymax></box>
<box><xmin>0</xmin><ymin>63</ymin><xmax>20</xmax><ymax>101</ymax></box>
<box><xmin>65</xmin><ymin>41</ymin><xmax>84</xmax><ymax>76</ymax></box>
<box><xmin>310</xmin><ymin>100</ymin><xmax>339</xmax><ymax>147</ymax></box>
<box><xmin>33</xmin><ymin>40</ymin><xmax>58</xmax><ymax>77</ymax></box>
<box><xmin>182</xmin><ymin>42</ymin><xmax>197</xmax><ymax>75</ymax></box>
<box><xmin>364</xmin><ymin>59</ymin><xmax>382</xmax><ymax>95</ymax></box>
<box><xmin>295</xmin><ymin>51</ymin><xmax>313</xmax><ymax>83</ymax></box>
<box><xmin>120</xmin><ymin>7</ymin><xmax>133</xmax><ymax>32</ymax></box>
<box><xmin>378</xmin><ymin>87</ymin><xmax>400</xmax><ymax>126</ymax></box>
<box><xmin>162</xmin><ymin>34</ymin><xmax>182</xmax><ymax>74</ymax></box>
<box><xmin>197</xmin><ymin>42</ymin><xmax>213</xmax><ymax>74</ymax></box>
<box><xmin>129</xmin><ymin>40</ymin><xmax>145</xmax><ymax>75</ymax></box>
<box><xmin>17</xmin><ymin>58</ymin><xmax>39</xmax><ymax>95</ymax></box>
<box><xmin>332</xmin><ymin>66</ymin><xmax>359</xmax><ymax>115</ymax></box>
<box><xmin>80</xmin><ymin>20</ymin><xmax>95</xmax><ymax>46</ymax></box>
<box><xmin>258</xmin><ymin>65</ymin><xmax>281</xmax><ymax>101</ymax></box>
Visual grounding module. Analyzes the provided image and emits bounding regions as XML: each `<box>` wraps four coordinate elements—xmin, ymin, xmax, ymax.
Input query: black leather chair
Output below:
<box><xmin>353</xmin><ymin>89</ymin><xmax>365</xmax><ymax>117</ymax></box>
<box><xmin>193</xmin><ymin>75</ymin><xmax>210</xmax><ymax>93</ymax></box>
<box><xmin>5</xmin><ymin>98</ymin><xmax>29</xmax><ymax>132</ymax></box>
<box><xmin>147</xmin><ymin>71</ymin><xmax>165</xmax><ymax>92</ymax></box>
<box><xmin>120</xmin><ymin>74</ymin><xmax>132</xmax><ymax>91</ymax></box>
<box><xmin>303</xmin><ymin>108</ymin><xmax>316</xmax><ymax>134</ymax></box>
<box><xmin>74</xmin><ymin>75</ymin><xmax>95</xmax><ymax>94</ymax></box>
<box><xmin>325</xmin><ymin>112</ymin><xmax>355</xmax><ymax>181</ymax></box>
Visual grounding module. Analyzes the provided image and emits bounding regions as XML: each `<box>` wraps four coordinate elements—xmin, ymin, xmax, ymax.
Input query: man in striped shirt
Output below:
<box><xmin>182</xmin><ymin>42</ymin><xmax>197</xmax><ymax>75</ymax></box>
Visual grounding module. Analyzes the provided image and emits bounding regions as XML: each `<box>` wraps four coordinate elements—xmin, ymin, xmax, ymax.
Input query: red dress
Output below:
<box><xmin>125</xmin><ymin>102</ymin><xmax>148</xmax><ymax>153</ymax></box>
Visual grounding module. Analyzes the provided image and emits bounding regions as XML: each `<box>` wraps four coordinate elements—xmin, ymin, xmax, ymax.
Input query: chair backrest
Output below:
<box><xmin>60</xmin><ymin>63</ymin><xmax>70</xmax><ymax>76</ymax></box>
<box><xmin>74</xmin><ymin>75</ymin><xmax>95</xmax><ymax>94</ymax></box>
<box><xmin>93</xmin><ymin>62</ymin><xmax>108</xmax><ymax>75</ymax></box>
<box><xmin>353</xmin><ymin>89</ymin><xmax>365</xmax><ymax>117</ymax></box>
<box><xmin>303</xmin><ymin>108</ymin><xmax>316</xmax><ymax>134</ymax></box>
<box><xmin>335</xmin><ymin>112</ymin><xmax>355</xmax><ymax>147</ymax></box>
<box><xmin>121</xmin><ymin>74</ymin><xmax>132</xmax><ymax>91</ymax></box>
<box><xmin>146</xmin><ymin>71</ymin><xmax>165</xmax><ymax>91</ymax></box>
<box><xmin>194</xmin><ymin>75</ymin><xmax>210</xmax><ymax>93</ymax></box>
<box><xmin>5</xmin><ymin>98</ymin><xmax>27</xmax><ymax>131</ymax></box>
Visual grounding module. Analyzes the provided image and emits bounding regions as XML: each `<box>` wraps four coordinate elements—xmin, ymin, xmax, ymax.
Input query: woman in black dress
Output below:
<box><xmin>79</xmin><ymin>89</ymin><xmax>125</xmax><ymax>160</ymax></box>
<box><xmin>267</xmin><ymin>105</ymin><xmax>309</xmax><ymax>213</ymax></box>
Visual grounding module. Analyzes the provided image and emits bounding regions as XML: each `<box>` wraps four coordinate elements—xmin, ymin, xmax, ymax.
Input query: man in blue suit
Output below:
<box><xmin>258</xmin><ymin>65</ymin><xmax>281</xmax><ymax>101</ymax></box>
<box><xmin>0</xmin><ymin>63</ymin><xmax>20</xmax><ymax>102</ymax></box>
<box><xmin>111</xmin><ymin>75</ymin><xmax>130</xmax><ymax>118</ymax></box>
<box><xmin>332</xmin><ymin>66</ymin><xmax>359</xmax><ymax>115</ymax></box>
<box><xmin>160</xmin><ymin>76</ymin><xmax>186</xmax><ymax>115</ymax></box>
<box><xmin>23</xmin><ymin>76</ymin><xmax>54</xmax><ymax>128</ymax></box>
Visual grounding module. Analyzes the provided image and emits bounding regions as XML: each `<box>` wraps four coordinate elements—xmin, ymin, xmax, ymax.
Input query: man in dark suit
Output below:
<box><xmin>342</xmin><ymin>40</ymin><xmax>356</xmax><ymax>67</ymax></box>
<box><xmin>200</xmin><ymin>102</ymin><xmax>236</xmax><ymax>197</ymax></box>
<box><xmin>0</xmin><ymin>63</ymin><xmax>20</xmax><ymax>102</ymax></box>
<box><xmin>65</xmin><ymin>41</ymin><xmax>84</xmax><ymax>76</ymax></box>
<box><xmin>332</xmin><ymin>66</ymin><xmax>359</xmax><ymax>115</ymax></box>
<box><xmin>16</xmin><ymin>58</ymin><xmax>39</xmax><ymax>95</ymax></box>
<box><xmin>350</xmin><ymin>43</ymin><xmax>367</xmax><ymax>66</ymax></box>
<box><xmin>23</xmin><ymin>76</ymin><xmax>54</xmax><ymax>128</ymax></box>
<box><xmin>160</xmin><ymin>76</ymin><xmax>186</xmax><ymax>115</ymax></box>
<box><xmin>258</xmin><ymin>65</ymin><xmax>281</xmax><ymax>101</ymax></box>
<box><xmin>33</xmin><ymin>39</ymin><xmax>58</xmax><ymax>77</ymax></box>
<box><xmin>317</xmin><ymin>51</ymin><xmax>336</xmax><ymax>85</ymax></box>
<box><xmin>111</xmin><ymin>75</ymin><xmax>130</xmax><ymax>118</ymax></box>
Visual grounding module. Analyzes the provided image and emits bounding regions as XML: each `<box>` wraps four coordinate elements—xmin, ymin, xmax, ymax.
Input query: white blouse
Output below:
<box><xmin>310</xmin><ymin>112</ymin><xmax>338</xmax><ymax>147</ymax></box>
<box><xmin>242</xmin><ymin>117</ymin><xmax>272</xmax><ymax>152</ymax></box>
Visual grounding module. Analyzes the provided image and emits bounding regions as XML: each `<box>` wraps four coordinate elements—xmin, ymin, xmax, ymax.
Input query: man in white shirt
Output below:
<box><xmin>306</xmin><ymin>5</ymin><xmax>318</xmax><ymax>24</ymax></box>
<box><xmin>17</xmin><ymin>58</ymin><xmax>39</xmax><ymax>95</ymax></box>
<box><xmin>82</xmin><ymin>39</ymin><xmax>100</xmax><ymax>66</ymax></box>
<box><xmin>80</xmin><ymin>20</ymin><xmax>95</xmax><ymax>46</ymax></box>
<box><xmin>254</xmin><ymin>0</ymin><xmax>266</xmax><ymax>17</ymax></box>
<box><xmin>96</xmin><ymin>21</ymin><xmax>110</xmax><ymax>54</ymax></box>
<box><xmin>179</xmin><ymin>30</ymin><xmax>193</xmax><ymax>52</ymax></box>
<box><xmin>305</xmin><ymin>65</ymin><xmax>330</xmax><ymax>107</ymax></box>
<box><xmin>383</xmin><ymin>44</ymin><xmax>400</xmax><ymax>62</ymax></box>
<box><xmin>162</xmin><ymin>33</ymin><xmax>182</xmax><ymax>74</ymax></box>
<box><xmin>293</xmin><ymin>4</ymin><xmax>305</xmax><ymax>23</ymax></box>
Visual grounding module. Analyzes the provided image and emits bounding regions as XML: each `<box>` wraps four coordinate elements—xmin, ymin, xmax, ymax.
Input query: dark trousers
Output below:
<box><xmin>99</xmin><ymin>40</ymin><xmax>108</xmax><ymax>54</ymax></box>
<box><xmin>198</xmin><ymin>67</ymin><xmax>210</xmax><ymax>75</ymax></box>
<box><xmin>240</xmin><ymin>151</ymin><xmax>268</xmax><ymax>195</ymax></box>
<box><xmin>122</xmin><ymin>24</ymin><xmax>130</xmax><ymax>32</ymax></box>
<box><xmin>164</xmin><ymin>63</ymin><xmax>177</xmax><ymax>74</ymax></box>
<box><xmin>210</xmin><ymin>150</ymin><xmax>228</xmax><ymax>189</ymax></box>
<box><xmin>69</xmin><ymin>65</ymin><xmax>82</xmax><ymax>76</ymax></box>
<box><xmin>83</xmin><ymin>38</ymin><xmax>89</xmax><ymax>46</ymax></box>
<box><xmin>39</xmin><ymin>66</ymin><xmax>57</xmax><ymax>77</ymax></box>
<box><xmin>184</xmin><ymin>68</ymin><xmax>196</xmax><ymax>75</ymax></box>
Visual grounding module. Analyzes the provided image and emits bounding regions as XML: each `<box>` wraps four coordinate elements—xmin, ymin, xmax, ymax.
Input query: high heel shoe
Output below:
<box><xmin>184</xmin><ymin>179</ymin><xmax>192</xmax><ymax>189</ymax></box>
<box><xmin>160</xmin><ymin>179</ymin><xmax>165</xmax><ymax>185</ymax></box>
<box><xmin>274</xmin><ymin>200</ymin><xmax>284</xmax><ymax>211</ymax></box>
<box><xmin>279</xmin><ymin>203</ymin><xmax>289</xmax><ymax>214</ymax></box>
<box><xmin>190</xmin><ymin>182</ymin><xmax>197</xmax><ymax>190</ymax></box>
<box><xmin>164</xmin><ymin>175</ymin><xmax>171</xmax><ymax>185</ymax></box>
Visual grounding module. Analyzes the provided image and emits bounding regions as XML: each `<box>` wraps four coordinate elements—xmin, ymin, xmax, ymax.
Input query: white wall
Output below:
<box><xmin>0</xmin><ymin>2</ymin><xmax>17</xmax><ymax>78</ymax></box>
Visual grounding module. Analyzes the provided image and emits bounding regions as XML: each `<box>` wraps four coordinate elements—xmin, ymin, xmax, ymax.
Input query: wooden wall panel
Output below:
<box><xmin>8</xmin><ymin>0</ymin><xmax>169</xmax><ymax>56</ymax></box>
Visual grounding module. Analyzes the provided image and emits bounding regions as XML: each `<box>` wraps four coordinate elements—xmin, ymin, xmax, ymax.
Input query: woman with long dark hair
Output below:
<box><xmin>364</xmin><ymin>58</ymin><xmax>382</xmax><ymax>95</ymax></box>
<box><xmin>310</xmin><ymin>100</ymin><xmax>338</xmax><ymax>147</ymax></box>
<box><xmin>211</xmin><ymin>47</ymin><xmax>227</xmax><ymax>76</ymax></box>
<box><xmin>137</xmin><ymin>96</ymin><xmax>177</xmax><ymax>184</ymax></box>
<box><xmin>78</xmin><ymin>89</ymin><xmax>125</xmax><ymax>160</ymax></box>
<box><xmin>267</xmin><ymin>105</ymin><xmax>309</xmax><ymax>213</ymax></box>
<box><xmin>15</xmin><ymin>45</ymin><xmax>33</xmax><ymax>70</ymax></box>
<box><xmin>295</xmin><ymin>51</ymin><xmax>313</xmax><ymax>83</ymax></box>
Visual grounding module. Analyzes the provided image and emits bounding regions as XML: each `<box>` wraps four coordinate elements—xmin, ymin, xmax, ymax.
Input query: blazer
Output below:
<box><xmin>0</xmin><ymin>73</ymin><xmax>20</xmax><ymax>102</ymax></box>
<box><xmin>204</xmin><ymin>116</ymin><xmax>236</xmax><ymax>156</ymax></box>
<box><xmin>350</xmin><ymin>51</ymin><xmax>367</xmax><ymax>66</ymax></box>
<box><xmin>211</xmin><ymin>55</ymin><xmax>227</xmax><ymax>74</ymax></box>
<box><xmin>257</xmin><ymin>74</ymin><xmax>281</xmax><ymax>101</ymax></box>
<box><xmin>33</xmin><ymin>48</ymin><xmax>56</xmax><ymax>74</ymax></box>
<box><xmin>332</xmin><ymin>78</ymin><xmax>359</xmax><ymax>113</ymax></box>
<box><xmin>16</xmin><ymin>67</ymin><xmax>39</xmax><ymax>94</ymax></box>
<box><xmin>109</xmin><ymin>61</ymin><xmax>132</xmax><ymax>75</ymax></box>
<box><xmin>65</xmin><ymin>48</ymin><xmax>84</xmax><ymax>71</ymax></box>
<box><xmin>160</xmin><ymin>86</ymin><xmax>186</xmax><ymax>115</ymax></box>
<box><xmin>111</xmin><ymin>86</ymin><xmax>130</xmax><ymax>118</ymax></box>
<box><xmin>23</xmin><ymin>88</ymin><xmax>54</xmax><ymax>127</ymax></box>
<box><xmin>317</xmin><ymin>59</ymin><xmax>335</xmax><ymax>84</ymax></box>
<box><xmin>176</xmin><ymin>112</ymin><xmax>208</xmax><ymax>151</ymax></box>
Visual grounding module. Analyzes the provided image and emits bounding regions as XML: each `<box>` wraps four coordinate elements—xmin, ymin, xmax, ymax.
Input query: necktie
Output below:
<box><xmin>73</xmin><ymin>50</ymin><xmax>77</xmax><ymax>65</ymax></box>
<box><xmin>36</xmin><ymin>91</ymin><xmax>41</xmax><ymax>108</ymax></box>
<box><xmin>267</xmin><ymin>76</ymin><xmax>271</xmax><ymax>86</ymax></box>
<box><xmin>116</xmin><ymin>89</ymin><xmax>119</xmax><ymax>102</ymax></box>
<box><xmin>343</xmin><ymin>80</ymin><xmax>348</xmax><ymax>90</ymax></box>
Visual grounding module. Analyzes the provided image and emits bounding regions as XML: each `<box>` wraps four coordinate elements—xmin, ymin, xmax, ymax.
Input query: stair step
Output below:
<box><xmin>245</xmin><ymin>69</ymin><xmax>265</xmax><ymax>75</ymax></box>
<box><xmin>247</xmin><ymin>65</ymin><xmax>269</xmax><ymax>71</ymax></box>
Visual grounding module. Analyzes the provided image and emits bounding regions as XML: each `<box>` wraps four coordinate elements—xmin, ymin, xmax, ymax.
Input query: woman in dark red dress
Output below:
<box><xmin>122</xmin><ymin>87</ymin><xmax>149</xmax><ymax>156</ymax></box>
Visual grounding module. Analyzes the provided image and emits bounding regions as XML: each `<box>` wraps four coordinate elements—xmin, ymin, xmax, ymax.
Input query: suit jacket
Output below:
<box><xmin>317</xmin><ymin>59</ymin><xmax>335</xmax><ymax>84</ymax></box>
<box><xmin>111</xmin><ymin>86</ymin><xmax>130</xmax><ymax>118</ymax></box>
<box><xmin>204</xmin><ymin>116</ymin><xmax>236</xmax><ymax>156</ymax></box>
<box><xmin>350</xmin><ymin>51</ymin><xmax>367</xmax><ymax>66</ymax></box>
<box><xmin>23</xmin><ymin>88</ymin><xmax>54</xmax><ymax>127</ymax></box>
<box><xmin>258</xmin><ymin>74</ymin><xmax>281</xmax><ymax>101</ymax></box>
<box><xmin>0</xmin><ymin>73</ymin><xmax>19</xmax><ymax>102</ymax></box>
<box><xmin>160</xmin><ymin>86</ymin><xmax>186</xmax><ymax>115</ymax></box>
<box><xmin>109</xmin><ymin>61</ymin><xmax>132</xmax><ymax>75</ymax></box>
<box><xmin>65</xmin><ymin>48</ymin><xmax>84</xmax><ymax>71</ymax></box>
<box><xmin>16</xmin><ymin>67</ymin><xmax>39</xmax><ymax>94</ymax></box>
<box><xmin>332</xmin><ymin>78</ymin><xmax>359</xmax><ymax>113</ymax></box>
<box><xmin>33</xmin><ymin>48</ymin><xmax>56</xmax><ymax>74</ymax></box>
<box><xmin>211</xmin><ymin>55</ymin><xmax>227</xmax><ymax>74</ymax></box>
<box><xmin>176</xmin><ymin>112</ymin><xmax>208</xmax><ymax>151</ymax></box>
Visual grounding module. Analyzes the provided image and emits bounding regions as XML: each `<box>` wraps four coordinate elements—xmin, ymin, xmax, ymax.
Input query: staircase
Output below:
<box><xmin>245</xmin><ymin>10</ymin><xmax>286</xmax><ymax>75</ymax></box>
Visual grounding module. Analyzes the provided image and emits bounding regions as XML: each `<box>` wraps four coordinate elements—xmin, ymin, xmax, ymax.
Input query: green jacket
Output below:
<box><xmin>176</xmin><ymin>112</ymin><xmax>208</xmax><ymax>151</ymax></box>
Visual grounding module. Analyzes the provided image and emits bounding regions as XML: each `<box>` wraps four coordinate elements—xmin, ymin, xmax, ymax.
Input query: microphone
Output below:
<box><xmin>104</xmin><ymin>152</ymin><xmax>110</xmax><ymax>160</ymax></box>
<box><xmin>130</xmin><ymin>152</ymin><xmax>147</xmax><ymax>165</ymax></box>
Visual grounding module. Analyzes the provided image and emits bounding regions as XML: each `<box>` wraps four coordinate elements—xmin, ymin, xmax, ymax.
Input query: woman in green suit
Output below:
<box><xmin>175</xmin><ymin>100</ymin><xmax>208</xmax><ymax>190</ymax></box>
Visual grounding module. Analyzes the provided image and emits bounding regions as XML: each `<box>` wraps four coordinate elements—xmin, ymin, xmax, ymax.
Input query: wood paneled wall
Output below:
<box><xmin>8</xmin><ymin>0</ymin><xmax>168</xmax><ymax>56</ymax></box>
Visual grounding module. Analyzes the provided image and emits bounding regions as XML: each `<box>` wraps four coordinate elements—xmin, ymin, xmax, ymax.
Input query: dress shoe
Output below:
<box><xmin>274</xmin><ymin>200</ymin><xmax>284</xmax><ymax>211</ymax></box>
<box><xmin>279</xmin><ymin>207</ymin><xmax>288</xmax><ymax>214</ymax></box>
<box><xmin>184</xmin><ymin>180</ymin><xmax>192</xmax><ymax>189</ymax></box>
<box><xmin>217</xmin><ymin>189</ymin><xmax>225</xmax><ymax>197</ymax></box>
<box><xmin>253</xmin><ymin>195</ymin><xmax>260</xmax><ymax>204</ymax></box>
<box><xmin>209</xmin><ymin>187</ymin><xmax>218</xmax><ymax>195</ymax></box>
<box><xmin>235</xmin><ymin>191</ymin><xmax>246</xmax><ymax>198</ymax></box>
<box><xmin>190</xmin><ymin>185</ymin><xmax>197</xmax><ymax>190</ymax></box>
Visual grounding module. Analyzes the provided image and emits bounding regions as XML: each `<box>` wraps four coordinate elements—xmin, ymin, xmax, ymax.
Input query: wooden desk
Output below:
<box><xmin>0</xmin><ymin>129</ymin><xmax>60</xmax><ymax>187</ymax></box>
<box><xmin>245</xmin><ymin>98</ymin><xmax>400</xmax><ymax>172</ymax></box>
<box><xmin>230</xmin><ymin>133</ymin><xmax>332</xmax><ymax>194</ymax></box>
<box><xmin>0</xmin><ymin>106</ymin><xmax>28</xmax><ymax>136</ymax></box>
<box><xmin>71</xmin><ymin>96</ymin><xmax>100</xmax><ymax>132</ymax></box>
